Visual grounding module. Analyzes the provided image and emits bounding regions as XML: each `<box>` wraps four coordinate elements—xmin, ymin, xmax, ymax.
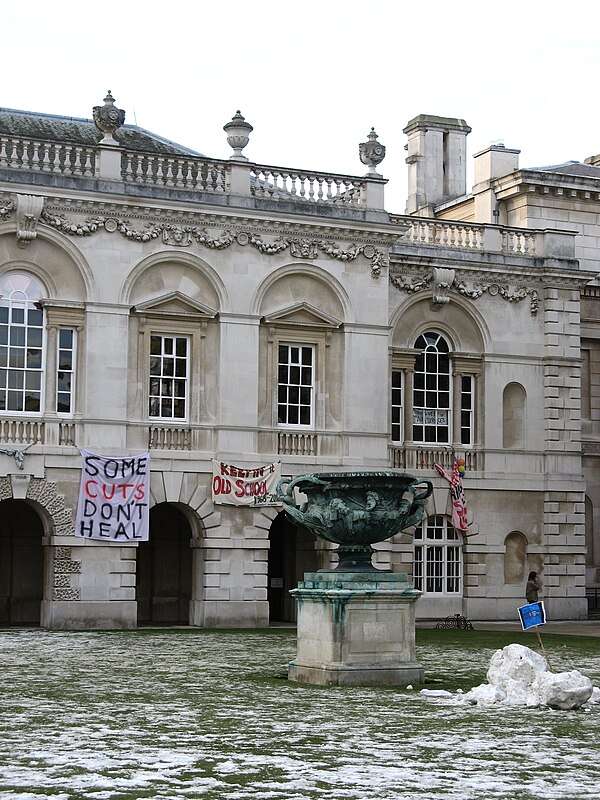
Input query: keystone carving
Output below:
<box><xmin>432</xmin><ymin>268</ymin><xmax>455</xmax><ymax>305</ymax></box>
<box><xmin>15</xmin><ymin>194</ymin><xmax>44</xmax><ymax>247</ymax></box>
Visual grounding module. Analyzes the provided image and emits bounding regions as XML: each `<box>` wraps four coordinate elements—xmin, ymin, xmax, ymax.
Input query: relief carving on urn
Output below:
<box><xmin>359</xmin><ymin>128</ymin><xmax>386</xmax><ymax>175</ymax></box>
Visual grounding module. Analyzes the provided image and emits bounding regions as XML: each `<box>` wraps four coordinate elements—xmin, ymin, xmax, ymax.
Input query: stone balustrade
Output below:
<box><xmin>148</xmin><ymin>425</ymin><xmax>192</xmax><ymax>451</ymax></box>
<box><xmin>0</xmin><ymin>418</ymin><xmax>45</xmax><ymax>445</ymax></box>
<box><xmin>0</xmin><ymin>132</ymin><xmax>376</xmax><ymax>208</ymax></box>
<box><xmin>391</xmin><ymin>216</ymin><xmax>579</xmax><ymax>260</ymax></box>
<box><xmin>501</xmin><ymin>228</ymin><xmax>536</xmax><ymax>255</ymax></box>
<box><xmin>390</xmin><ymin>444</ymin><xmax>482</xmax><ymax>472</ymax></box>
<box><xmin>277</xmin><ymin>431</ymin><xmax>318</xmax><ymax>456</ymax></box>
<box><xmin>399</xmin><ymin>218</ymin><xmax>484</xmax><ymax>249</ymax></box>
<box><xmin>0</xmin><ymin>136</ymin><xmax>95</xmax><ymax>177</ymax></box>
<box><xmin>122</xmin><ymin>152</ymin><xmax>228</xmax><ymax>193</ymax></box>
<box><xmin>250</xmin><ymin>164</ymin><xmax>365</xmax><ymax>206</ymax></box>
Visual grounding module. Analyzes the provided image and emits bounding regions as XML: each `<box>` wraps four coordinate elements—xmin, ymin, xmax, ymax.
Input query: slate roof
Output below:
<box><xmin>0</xmin><ymin>108</ymin><xmax>204</xmax><ymax>157</ymax></box>
<box><xmin>528</xmin><ymin>161</ymin><xmax>600</xmax><ymax>179</ymax></box>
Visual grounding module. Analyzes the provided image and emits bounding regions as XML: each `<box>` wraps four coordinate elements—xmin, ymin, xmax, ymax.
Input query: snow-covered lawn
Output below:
<box><xmin>0</xmin><ymin>629</ymin><xmax>597</xmax><ymax>800</ymax></box>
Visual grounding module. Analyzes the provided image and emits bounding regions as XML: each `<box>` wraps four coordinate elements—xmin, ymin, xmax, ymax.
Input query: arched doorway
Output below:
<box><xmin>137</xmin><ymin>503</ymin><xmax>192</xmax><ymax>625</ymax></box>
<box><xmin>0</xmin><ymin>499</ymin><xmax>44</xmax><ymax>625</ymax></box>
<box><xmin>268</xmin><ymin>512</ymin><xmax>320</xmax><ymax>623</ymax></box>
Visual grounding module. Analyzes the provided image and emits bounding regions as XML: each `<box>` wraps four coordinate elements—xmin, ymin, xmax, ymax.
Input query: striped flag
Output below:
<box><xmin>434</xmin><ymin>459</ymin><xmax>469</xmax><ymax>532</ymax></box>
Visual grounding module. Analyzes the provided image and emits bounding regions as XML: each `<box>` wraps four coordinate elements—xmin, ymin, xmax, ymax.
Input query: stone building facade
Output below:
<box><xmin>0</xmin><ymin>98</ymin><xmax>595</xmax><ymax>628</ymax></box>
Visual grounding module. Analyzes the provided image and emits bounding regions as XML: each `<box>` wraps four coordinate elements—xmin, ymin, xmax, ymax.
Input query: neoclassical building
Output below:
<box><xmin>0</xmin><ymin>97</ymin><xmax>596</xmax><ymax>628</ymax></box>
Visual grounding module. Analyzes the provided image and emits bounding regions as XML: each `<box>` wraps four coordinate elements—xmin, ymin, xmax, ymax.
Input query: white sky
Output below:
<box><xmin>1</xmin><ymin>0</ymin><xmax>599</xmax><ymax>213</ymax></box>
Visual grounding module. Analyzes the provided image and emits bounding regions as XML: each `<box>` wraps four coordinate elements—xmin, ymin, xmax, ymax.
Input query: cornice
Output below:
<box><xmin>493</xmin><ymin>170</ymin><xmax>600</xmax><ymax>203</ymax></box>
<box><xmin>0</xmin><ymin>192</ymin><xmax>397</xmax><ymax>279</ymax></box>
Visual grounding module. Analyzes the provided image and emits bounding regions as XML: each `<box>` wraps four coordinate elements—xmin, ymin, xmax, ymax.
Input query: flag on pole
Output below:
<box><xmin>434</xmin><ymin>458</ymin><xmax>470</xmax><ymax>532</ymax></box>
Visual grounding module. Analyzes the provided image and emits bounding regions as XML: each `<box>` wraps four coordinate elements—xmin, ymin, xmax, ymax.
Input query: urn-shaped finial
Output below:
<box><xmin>359</xmin><ymin>127</ymin><xmax>386</xmax><ymax>175</ymax></box>
<box><xmin>93</xmin><ymin>90</ymin><xmax>126</xmax><ymax>145</ymax></box>
<box><xmin>224</xmin><ymin>110</ymin><xmax>253</xmax><ymax>161</ymax></box>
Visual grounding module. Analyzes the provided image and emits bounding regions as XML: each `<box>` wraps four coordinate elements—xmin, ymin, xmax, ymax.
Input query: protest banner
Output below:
<box><xmin>212</xmin><ymin>460</ymin><xmax>281</xmax><ymax>506</ymax></box>
<box><xmin>434</xmin><ymin>458</ymin><xmax>471</xmax><ymax>533</ymax></box>
<box><xmin>517</xmin><ymin>601</ymin><xmax>546</xmax><ymax>631</ymax></box>
<box><xmin>75</xmin><ymin>450</ymin><xmax>150</xmax><ymax>541</ymax></box>
<box><xmin>517</xmin><ymin>600</ymin><xmax>551</xmax><ymax>668</ymax></box>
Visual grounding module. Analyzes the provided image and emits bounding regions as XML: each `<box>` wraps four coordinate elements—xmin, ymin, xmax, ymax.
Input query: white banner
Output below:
<box><xmin>212</xmin><ymin>460</ymin><xmax>281</xmax><ymax>506</ymax></box>
<box><xmin>75</xmin><ymin>450</ymin><xmax>151</xmax><ymax>542</ymax></box>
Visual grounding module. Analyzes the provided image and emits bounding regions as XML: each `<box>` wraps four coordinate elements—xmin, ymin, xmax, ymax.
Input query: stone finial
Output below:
<box><xmin>359</xmin><ymin>128</ymin><xmax>386</xmax><ymax>176</ymax></box>
<box><xmin>224</xmin><ymin>110</ymin><xmax>253</xmax><ymax>161</ymax></box>
<box><xmin>93</xmin><ymin>90</ymin><xmax>126</xmax><ymax>145</ymax></box>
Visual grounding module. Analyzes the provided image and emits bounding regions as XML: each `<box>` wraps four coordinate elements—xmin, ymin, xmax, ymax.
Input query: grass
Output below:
<box><xmin>0</xmin><ymin>627</ymin><xmax>597</xmax><ymax>800</ymax></box>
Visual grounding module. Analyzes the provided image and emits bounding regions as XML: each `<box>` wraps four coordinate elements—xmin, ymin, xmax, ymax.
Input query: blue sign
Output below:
<box><xmin>517</xmin><ymin>601</ymin><xmax>546</xmax><ymax>630</ymax></box>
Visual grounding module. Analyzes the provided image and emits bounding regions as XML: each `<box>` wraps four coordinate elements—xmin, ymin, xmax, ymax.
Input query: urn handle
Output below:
<box><xmin>276</xmin><ymin>474</ymin><xmax>330</xmax><ymax>505</ymax></box>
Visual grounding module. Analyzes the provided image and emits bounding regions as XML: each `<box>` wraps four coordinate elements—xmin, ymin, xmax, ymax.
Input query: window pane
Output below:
<box><xmin>277</xmin><ymin>343</ymin><xmax>313</xmax><ymax>428</ymax></box>
<box><xmin>150</xmin><ymin>336</ymin><xmax>161</xmax><ymax>355</ymax></box>
<box><xmin>148</xmin><ymin>334</ymin><xmax>189</xmax><ymax>420</ymax></box>
<box><xmin>414</xmin><ymin>517</ymin><xmax>462</xmax><ymax>596</ymax></box>
<box><xmin>59</xmin><ymin>329</ymin><xmax>73</xmax><ymax>349</ymax></box>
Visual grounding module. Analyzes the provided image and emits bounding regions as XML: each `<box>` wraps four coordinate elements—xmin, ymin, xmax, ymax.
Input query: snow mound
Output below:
<box><xmin>461</xmin><ymin>644</ymin><xmax>594</xmax><ymax>710</ymax></box>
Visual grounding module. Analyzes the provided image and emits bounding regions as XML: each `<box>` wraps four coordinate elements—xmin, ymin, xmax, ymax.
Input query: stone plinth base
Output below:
<box><xmin>40</xmin><ymin>600</ymin><xmax>137</xmax><ymax>630</ymax></box>
<box><xmin>289</xmin><ymin>571</ymin><xmax>423</xmax><ymax>686</ymax></box>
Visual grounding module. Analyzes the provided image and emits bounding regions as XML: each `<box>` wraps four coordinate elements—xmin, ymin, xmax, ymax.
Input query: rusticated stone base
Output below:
<box><xmin>289</xmin><ymin>571</ymin><xmax>423</xmax><ymax>686</ymax></box>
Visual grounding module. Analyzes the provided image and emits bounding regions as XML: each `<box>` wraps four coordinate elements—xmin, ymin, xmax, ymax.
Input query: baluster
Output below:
<box><xmin>83</xmin><ymin>151</ymin><xmax>94</xmax><ymax>177</ymax></box>
<box><xmin>135</xmin><ymin>155</ymin><xmax>145</xmax><ymax>183</ymax></box>
<box><xmin>41</xmin><ymin>142</ymin><xmax>51</xmax><ymax>172</ymax></box>
<box><xmin>165</xmin><ymin>158</ymin><xmax>175</xmax><ymax>187</ymax></box>
<box><xmin>30</xmin><ymin>141</ymin><xmax>41</xmax><ymax>171</ymax></box>
<box><xmin>0</xmin><ymin>138</ymin><xmax>7</xmax><ymax>168</ymax></box>
<box><xmin>72</xmin><ymin>147</ymin><xmax>83</xmax><ymax>176</ymax></box>
<box><xmin>216</xmin><ymin>165</ymin><xmax>225</xmax><ymax>192</ymax></box>
<box><xmin>185</xmin><ymin>161</ymin><xmax>194</xmax><ymax>189</ymax></box>
<box><xmin>50</xmin><ymin>144</ymin><xmax>61</xmax><ymax>173</ymax></box>
<box><xmin>175</xmin><ymin>161</ymin><xmax>185</xmax><ymax>188</ymax></box>
<box><xmin>123</xmin><ymin>154</ymin><xmax>134</xmax><ymax>182</ymax></box>
<box><xmin>62</xmin><ymin>145</ymin><xmax>72</xmax><ymax>175</ymax></box>
<box><xmin>156</xmin><ymin>158</ymin><xmax>165</xmax><ymax>186</ymax></box>
<box><xmin>298</xmin><ymin>175</ymin><xmax>307</xmax><ymax>200</ymax></box>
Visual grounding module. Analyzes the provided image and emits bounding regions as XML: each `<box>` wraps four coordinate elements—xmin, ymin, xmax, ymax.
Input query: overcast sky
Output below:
<box><xmin>2</xmin><ymin>0</ymin><xmax>598</xmax><ymax>213</ymax></box>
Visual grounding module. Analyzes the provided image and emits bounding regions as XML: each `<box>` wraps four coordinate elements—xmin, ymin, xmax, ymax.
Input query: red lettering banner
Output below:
<box><xmin>75</xmin><ymin>450</ymin><xmax>151</xmax><ymax>542</ymax></box>
<box><xmin>211</xmin><ymin>460</ymin><xmax>281</xmax><ymax>506</ymax></box>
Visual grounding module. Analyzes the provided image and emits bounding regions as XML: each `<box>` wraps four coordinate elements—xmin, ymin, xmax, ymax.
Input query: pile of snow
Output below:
<box><xmin>420</xmin><ymin>643</ymin><xmax>599</xmax><ymax>710</ymax></box>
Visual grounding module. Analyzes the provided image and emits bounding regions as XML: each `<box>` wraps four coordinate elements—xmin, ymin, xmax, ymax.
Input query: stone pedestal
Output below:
<box><xmin>289</xmin><ymin>571</ymin><xmax>423</xmax><ymax>686</ymax></box>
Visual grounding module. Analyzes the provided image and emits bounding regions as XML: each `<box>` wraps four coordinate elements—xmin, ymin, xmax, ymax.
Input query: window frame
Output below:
<box><xmin>148</xmin><ymin>332</ymin><xmax>191</xmax><ymax>423</ymax></box>
<box><xmin>413</xmin><ymin>514</ymin><xmax>462</xmax><ymax>596</ymax></box>
<box><xmin>56</xmin><ymin>327</ymin><xmax>76</xmax><ymax>416</ymax></box>
<box><xmin>276</xmin><ymin>341</ymin><xmax>315</xmax><ymax>429</ymax></box>
<box><xmin>412</xmin><ymin>331</ymin><xmax>451</xmax><ymax>445</ymax></box>
<box><xmin>0</xmin><ymin>273</ymin><xmax>46</xmax><ymax>416</ymax></box>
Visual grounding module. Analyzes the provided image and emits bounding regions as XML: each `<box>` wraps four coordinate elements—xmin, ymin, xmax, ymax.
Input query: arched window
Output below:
<box><xmin>413</xmin><ymin>515</ymin><xmax>462</xmax><ymax>595</ymax></box>
<box><xmin>0</xmin><ymin>273</ymin><xmax>44</xmax><ymax>413</ymax></box>
<box><xmin>413</xmin><ymin>332</ymin><xmax>451</xmax><ymax>443</ymax></box>
<box><xmin>391</xmin><ymin>330</ymin><xmax>476</xmax><ymax>447</ymax></box>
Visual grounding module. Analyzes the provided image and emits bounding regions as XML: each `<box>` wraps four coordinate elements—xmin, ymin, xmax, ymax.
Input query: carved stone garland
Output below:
<box><xmin>32</xmin><ymin>209</ymin><xmax>388</xmax><ymax>278</ymax></box>
<box><xmin>390</xmin><ymin>270</ymin><xmax>540</xmax><ymax>315</ymax></box>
